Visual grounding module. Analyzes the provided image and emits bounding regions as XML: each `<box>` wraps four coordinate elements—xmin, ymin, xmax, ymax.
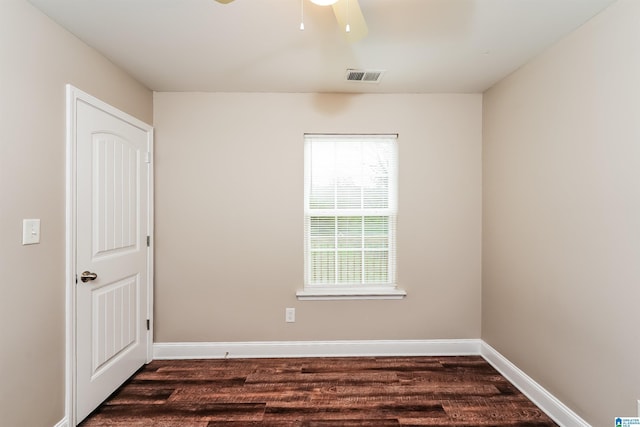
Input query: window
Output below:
<box><xmin>299</xmin><ymin>134</ymin><xmax>405</xmax><ymax>300</ymax></box>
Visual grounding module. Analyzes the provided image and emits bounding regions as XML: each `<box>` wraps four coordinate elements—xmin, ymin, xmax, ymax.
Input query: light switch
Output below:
<box><xmin>22</xmin><ymin>219</ymin><xmax>41</xmax><ymax>245</ymax></box>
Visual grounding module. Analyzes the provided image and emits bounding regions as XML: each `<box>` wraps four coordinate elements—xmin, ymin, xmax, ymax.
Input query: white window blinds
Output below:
<box><xmin>304</xmin><ymin>134</ymin><xmax>398</xmax><ymax>290</ymax></box>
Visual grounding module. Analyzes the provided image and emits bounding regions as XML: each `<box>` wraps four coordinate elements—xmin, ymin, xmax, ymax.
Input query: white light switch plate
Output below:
<box><xmin>22</xmin><ymin>219</ymin><xmax>41</xmax><ymax>245</ymax></box>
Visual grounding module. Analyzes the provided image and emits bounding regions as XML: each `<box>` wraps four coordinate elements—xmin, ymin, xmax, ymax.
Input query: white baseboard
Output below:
<box><xmin>480</xmin><ymin>342</ymin><xmax>590</xmax><ymax>427</ymax></box>
<box><xmin>53</xmin><ymin>418</ymin><xmax>68</xmax><ymax>427</ymax></box>
<box><xmin>153</xmin><ymin>339</ymin><xmax>481</xmax><ymax>360</ymax></box>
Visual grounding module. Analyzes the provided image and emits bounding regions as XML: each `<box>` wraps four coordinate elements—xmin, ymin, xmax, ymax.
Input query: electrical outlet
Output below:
<box><xmin>637</xmin><ymin>399</ymin><xmax>640</xmax><ymax>417</ymax></box>
<box><xmin>285</xmin><ymin>307</ymin><xmax>295</xmax><ymax>323</ymax></box>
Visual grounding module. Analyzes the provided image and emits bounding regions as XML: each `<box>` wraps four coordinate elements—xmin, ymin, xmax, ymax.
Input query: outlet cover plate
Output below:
<box><xmin>285</xmin><ymin>308</ymin><xmax>295</xmax><ymax>323</ymax></box>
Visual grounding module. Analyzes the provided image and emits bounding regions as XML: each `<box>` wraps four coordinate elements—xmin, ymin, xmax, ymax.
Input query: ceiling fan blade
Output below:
<box><xmin>214</xmin><ymin>0</ymin><xmax>235</xmax><ymax>4</ymax></box>
<box><xmin>331</xmin><ymin>0</ymin><xmax>368</xmax><ymax>43</ymax></box>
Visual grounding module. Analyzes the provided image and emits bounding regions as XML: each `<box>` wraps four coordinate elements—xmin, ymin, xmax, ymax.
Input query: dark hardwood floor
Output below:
<box><xmin>79</xmin><ymin>356</ymin><xmax>558</xmax><ymax>426</ymax></box>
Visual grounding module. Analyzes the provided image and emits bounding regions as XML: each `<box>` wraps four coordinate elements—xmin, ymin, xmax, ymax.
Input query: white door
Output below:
<box><xmin>74</xmin><ymin>95</ymin><xmax>152</xmax><ymax>423</ymax></box>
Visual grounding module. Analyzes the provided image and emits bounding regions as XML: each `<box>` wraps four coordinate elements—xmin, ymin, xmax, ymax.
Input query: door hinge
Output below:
<box><xmin>146</xmin><ymin>319</ymin><xmax>150</xmax><ymax>331</ymax></box>
<box><xmin>145</xmin><ymin>151</ymin><xmax>151</xmax><ymax>164</ymax></box>
<box><xmin>146</xmin><ymin>235</ymin><xmax>150</xmax><ymax>247</ymax></box>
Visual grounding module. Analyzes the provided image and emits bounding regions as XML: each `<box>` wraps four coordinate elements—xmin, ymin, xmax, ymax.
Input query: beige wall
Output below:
<box><xmin>154</xmin><ymin>92</ymin><xmax>482</xmax><ymax>343</ymax></box>
<box><xmin>0</xmin><ymin>1</ymin><xmax>152</xmax><ymax>426</ymax></box>
<box><xmin>482</xmin><ymin>0</ymin><xmax>640</xmax><ymax>425</ymax></box>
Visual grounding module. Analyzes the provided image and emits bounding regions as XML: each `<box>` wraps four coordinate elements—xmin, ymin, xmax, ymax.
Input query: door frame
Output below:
<box><xmin>65</xmin><ymin>85</ymin><xmax>154</xmax><ymax>426</ymax></box>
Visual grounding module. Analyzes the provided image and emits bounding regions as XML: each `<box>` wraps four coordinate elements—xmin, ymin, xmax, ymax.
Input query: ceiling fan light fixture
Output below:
<box><xmin>309</xmin><ymin>0</ymin><xmax>339</xmax><ymax>6</ymax></box>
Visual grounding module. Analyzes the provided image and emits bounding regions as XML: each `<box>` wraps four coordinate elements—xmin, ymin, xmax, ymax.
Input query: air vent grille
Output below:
<box><xmin>346</xmin><ymin>69</ymin><xmax>385</xmax><ymax>83</ymax></box>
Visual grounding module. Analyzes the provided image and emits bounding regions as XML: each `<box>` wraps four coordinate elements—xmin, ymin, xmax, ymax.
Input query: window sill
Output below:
<box><xmin>296</xmin><ymin>287</ymin><xmax>407</xmax><ymax>301</ymax></box>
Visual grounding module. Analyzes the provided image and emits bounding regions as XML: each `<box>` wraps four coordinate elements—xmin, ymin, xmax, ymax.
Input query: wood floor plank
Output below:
<box><xmin>79</xmin><ymin>356</ymin><xmax>558</xmax><ymax>427</ymax></box>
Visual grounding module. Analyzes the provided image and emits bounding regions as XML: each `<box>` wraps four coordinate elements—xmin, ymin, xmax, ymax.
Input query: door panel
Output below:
<box><xmin>75</xmin><ymin>100</ymin><xmax>150</xmax><ymax>423</ymax></box>
<box><xmin>91</xmin><ymin>274</ymin><xmax>138</xmax><ymax>374</ymax></box>
<box><xmin>92</xmin><ymin>133</ymin><xmax>139</xmax><ymax>257</ymax></box>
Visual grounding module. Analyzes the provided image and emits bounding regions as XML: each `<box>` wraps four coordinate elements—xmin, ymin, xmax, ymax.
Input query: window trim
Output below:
<box><xmin>300</xmin><ymin>133</ymin><xmax>406</xmax><ymax>301</ymax></box>
<box><xmin>296</xmin><ymin>287</ymin><xmax>407</xmax><ymax>301</ymax></box>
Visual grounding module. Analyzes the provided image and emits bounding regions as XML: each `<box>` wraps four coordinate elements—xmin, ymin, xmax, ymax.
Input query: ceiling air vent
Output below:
<box><xmin>346</xmin><ymin>69</ymin><xmax>385</xmax><ymax>83</ymax></box>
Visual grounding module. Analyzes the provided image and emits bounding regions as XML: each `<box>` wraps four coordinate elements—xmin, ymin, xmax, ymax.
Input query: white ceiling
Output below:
<box><xmin>28</xmin><ymin>0</ymin><xmax>617</xmax><ymax>93</ymax></box>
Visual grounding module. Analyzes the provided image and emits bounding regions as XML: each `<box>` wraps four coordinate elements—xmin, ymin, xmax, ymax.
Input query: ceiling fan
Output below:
<box><xmin>214</xmin><ymin>0</ymin><xmax>368</xmax><ymax>42</ymax></box>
